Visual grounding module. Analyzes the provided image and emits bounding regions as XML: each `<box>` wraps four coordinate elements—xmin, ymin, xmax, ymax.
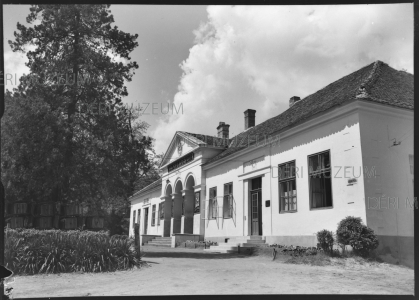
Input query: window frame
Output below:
<box><xmin>223</xmin><ymin>182</ymin><xmax>233</xmax><ymax>218</ymax></box>
<box><xmin>209</xmin><ymin>187</ymin><xmax>217</xmax><ymax>219</ymax></box>
<box><xmin>194</xmin><ymin>192</ymin><xmax>200</xmax><ymax>214</ymax></box>
<box><xmin>308</xmin><ymin>150</ymin><xmax>333</xmax><ymax>210</ymax></box>
<box><xmin>159</xmin><ymin>202</ymin><xmax>164</xmax><ymax>220</ymax></box>
<box><xmin>151</xmin><ymin>205</ymin><xmax>156</xmax><ymax>226</ymax></box>
<box><xmin>278</xmin><ymin>160</ymin><xmax>297</xmax><ymax>213</ymax></box>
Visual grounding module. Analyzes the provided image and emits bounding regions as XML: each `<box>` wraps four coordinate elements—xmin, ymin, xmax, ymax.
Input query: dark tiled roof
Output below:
<box><xmin>204</xmin><ymin>61</ymin><xmax>413</xmax><ymax>165</ymax></box>
<box><xmin>130</xmin><ymin>178</ymin><xmax>162</xmax><ymax>200</ymax></box>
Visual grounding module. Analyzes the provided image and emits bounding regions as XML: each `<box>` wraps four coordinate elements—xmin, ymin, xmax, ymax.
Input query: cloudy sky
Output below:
<box><xmin>4</xmin><ymin>4</ymin><xmax>414</xmax><ymax>154</ymax></box>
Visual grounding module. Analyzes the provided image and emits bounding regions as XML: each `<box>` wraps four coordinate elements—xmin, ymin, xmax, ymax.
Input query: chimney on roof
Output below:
<box><xmin>289</xmin><ymin>96</ymin><xmax>301</xmax><ymax>107</ymax></box>
<box><xmin>217</xmin><ymin>122</ymin><xmax>230</xmax><ymax>139</ymax></box>
<box><xmin>244</xmin><ymin>109</ymin><xmax>256</xmax><ymax>130</ymax></box>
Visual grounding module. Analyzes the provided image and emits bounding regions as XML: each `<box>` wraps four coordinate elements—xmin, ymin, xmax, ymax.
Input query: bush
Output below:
<box><xmin>336</xmin><ymin>216</ymin><xmax>379</xmax><ymax>257</ymax></box>
<box><xmin>4</xmin><ymin>228</ymin><xmax>143</xmax><ymax>275</ymax></box>
<box><xmin>316</xmin><ymin>230</ymin><xmax>334</xmax><ymax>254</ymax></box>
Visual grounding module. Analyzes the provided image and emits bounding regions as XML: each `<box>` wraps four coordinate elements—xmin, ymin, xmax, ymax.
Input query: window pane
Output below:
<box><xmin>194</xmin><ymin>192</ymin><xmax>200</xmax><ymax>214</ymax></box>
<box><xmin>309</xmin><ymin>155</ymin><xmax>319</xmax><ymax>174</ymax></box>
<box><xmin>321</xmin><ymin>152</ymin><xmax>330</xmax><ymax>169</ymax></box>
<box><xmin>224</xmin><ymin>184</ymin><xmax>229</xmax><ymax>195</ymax></box>
<box><xmin>311</xmin><ymin>177</ymin><xmax>324</xmax><ymax>208</ymax></box>
<box><xmin>290</xmin><ymin>162</ymin><xmax>296</xmax><ymax>178</ymax></box>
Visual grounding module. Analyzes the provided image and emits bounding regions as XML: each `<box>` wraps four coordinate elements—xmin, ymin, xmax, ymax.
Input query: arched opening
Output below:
<box><xmin>172</xmin><ymin>180</ymin><xmax>183</xmax><ymax>234</ymax></box>
<box><xmin>183</xmin><ymin>175</ymin><xmax>196</xmax><ymax>234</ymax></box>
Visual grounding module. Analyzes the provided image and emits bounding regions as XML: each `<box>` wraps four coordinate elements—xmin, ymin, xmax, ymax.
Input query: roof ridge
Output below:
<box><xmin>356</xmin><ymin>60</ymin><xmax>384</xmax><ymax>99</ymax></box>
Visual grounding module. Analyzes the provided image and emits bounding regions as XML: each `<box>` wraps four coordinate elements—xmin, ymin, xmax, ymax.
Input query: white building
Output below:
<box><xmin>130</xmin><ymin>61</ymin><xmax>414</xmax><ymax>267</ymax></box>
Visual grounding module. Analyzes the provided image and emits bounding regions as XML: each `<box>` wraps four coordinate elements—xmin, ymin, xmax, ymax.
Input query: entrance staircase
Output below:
<box><xmin>146</xmin><ymin>237</ymin><xmax>171</xmax><ymax>247</ymax></box>
<box><xmin>204</xmin><ymin>236</ymin><xmax>267</xmax><ymax>253</ymax></box>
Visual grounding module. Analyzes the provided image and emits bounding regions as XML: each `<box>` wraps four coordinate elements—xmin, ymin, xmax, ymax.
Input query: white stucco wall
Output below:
<box><xmin>129</xmin><ymin>187</ymin><xmax>163</xmax><ymax>237</ymax></box>
<box><xmin>203</xmin><ymin>103</ymin><xmax>368</xmax><ymax>245</ymax></box>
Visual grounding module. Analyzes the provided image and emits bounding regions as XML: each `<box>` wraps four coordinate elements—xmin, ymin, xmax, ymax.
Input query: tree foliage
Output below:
<box><xmin>3</xmin><ymin>5</ymin><xmax>155</xmax><ymax>212</ymax></box>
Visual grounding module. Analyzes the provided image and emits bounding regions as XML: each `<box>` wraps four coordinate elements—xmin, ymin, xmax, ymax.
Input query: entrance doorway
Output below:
<box><xmin>250</xmin><ymin>177</ymin><xmax>262</xmax><ymax>236</ymax></box>
<box><xmin>144</xmin><ymin>207</ymin><xmax>149</xmax><ymax>234</ymax></box>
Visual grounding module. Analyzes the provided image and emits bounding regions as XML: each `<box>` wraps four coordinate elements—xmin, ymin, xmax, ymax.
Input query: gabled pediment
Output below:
<box><xmin>160</xmin><ymin>132</ymin><xmax>202</xmax><ymax>168</ymax></box>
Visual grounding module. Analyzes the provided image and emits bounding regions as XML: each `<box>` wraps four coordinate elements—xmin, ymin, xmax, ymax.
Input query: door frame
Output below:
<box><xmin>249</xmin><ymin>179</ymin><xmax>262</xmax><ymax>236</ymax></box>
<box><xmin>144</xmin><ymin>207</ymin><xmax>149</xmax><ymax>235</ymax></box>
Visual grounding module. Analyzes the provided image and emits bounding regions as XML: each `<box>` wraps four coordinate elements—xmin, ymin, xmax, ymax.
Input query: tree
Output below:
<box><xmin>4</xmin><ymin>5</ymin><xmax>153</xmax><ymax>211</ymax></box>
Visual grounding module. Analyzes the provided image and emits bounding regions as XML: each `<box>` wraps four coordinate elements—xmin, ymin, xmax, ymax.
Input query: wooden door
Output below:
<box><xmin>251</xmin><ymin>191</ymin><xmax>262</xmax><ymax>235</ymax></box>
<box><xmin>144</xmin><ymin>208</ymin><xmax>149</xmax><ymax>234</ymax></box>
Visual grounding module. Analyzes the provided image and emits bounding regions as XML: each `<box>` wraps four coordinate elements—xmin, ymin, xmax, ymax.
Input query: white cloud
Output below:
<box><xmin>152</xmin><ymin>4</ymin><xmax>413</xmax><ymax>154</ymax></box>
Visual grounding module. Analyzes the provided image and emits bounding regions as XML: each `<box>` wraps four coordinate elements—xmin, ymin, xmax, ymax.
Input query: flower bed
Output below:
<box><xmin>179</xmin><ymin>240</ymin><xmax>218</xmax><ymax>249</ymax></box>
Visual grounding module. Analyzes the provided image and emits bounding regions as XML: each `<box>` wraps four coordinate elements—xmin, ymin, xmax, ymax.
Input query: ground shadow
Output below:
<box><xmin>141</xmin><ymin>250</ymin><xmax>252</xmax><ymax>260</ymax></box>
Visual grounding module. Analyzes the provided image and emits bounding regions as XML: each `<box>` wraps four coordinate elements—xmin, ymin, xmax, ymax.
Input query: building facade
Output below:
<box><xmin>129</xmin><ymin>61</ymin><xmax>414</xmax><ymax>267</ymax></box>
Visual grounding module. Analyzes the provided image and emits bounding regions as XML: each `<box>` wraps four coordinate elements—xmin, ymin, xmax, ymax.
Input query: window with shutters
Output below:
<box><xmin>278</xmin><ymin>161</ymin><xmax>297</xmax><ymax>212</ymax></box>
<box><xmin>209</xmin><ymin>187</ymin><xmax>217</xmax><ymax>219</ymax></box>
<box><xmin>308</xmin><ymin>151</ymin><xmax>333</xmax><ymax>209</ymax></box>
<box><xmin>223</xmin><ymin>183</ymin><xmax>233</xmax><ymax>218</ymax></box>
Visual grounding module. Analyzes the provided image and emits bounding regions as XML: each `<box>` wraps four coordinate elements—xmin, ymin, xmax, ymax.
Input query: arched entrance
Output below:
<box><xmin>173</xmin><ymin>180</ymin><xmax>183</xmax><ymax>234</ymax></box>
<box><xmin>183</xmin><ymin>175</ymin><xmax>196</xmax><ymax>234</ymax></box>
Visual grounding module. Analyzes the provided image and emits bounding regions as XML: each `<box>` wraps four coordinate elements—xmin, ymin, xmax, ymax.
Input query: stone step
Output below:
<box><xmin>240</xmin><ymin>243</ymin><xmax>268</xmax><ymax>247</ymax></box>
<box><xmin>154</xmin><ymin>237</ymin><xmax>171</xmax><ymax>240</ymax></box>
<box><xmin>245</xmin><ymin>239</ymin><xmax>266</xmax><ymax>244</ymax></box>
<box><xmin>149</xmin><ymin>240</ymin><xmax>172</xmax><ymax>244</ymax></box>
<box><xmin>146</xmin><ymin>243</ymin><xmax>171</xmax><ymax>247</ymax></box>
<box><xmin>248</xmin><ymin>236</ymin><xmax>264</xmax><ymax>240</ymax></box>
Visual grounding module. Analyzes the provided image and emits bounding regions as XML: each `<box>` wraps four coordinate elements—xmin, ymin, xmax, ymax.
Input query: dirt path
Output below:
<box><xmin>9</xmin><ymin>246</ymin><xmax>414</xmax><ymax>297</ymax></box>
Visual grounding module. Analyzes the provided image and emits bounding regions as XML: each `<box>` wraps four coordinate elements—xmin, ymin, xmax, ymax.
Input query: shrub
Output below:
<box><xmin>316</xmin><ymin>230</ymin><xmax>334</xmax><ymax>254</ymax></box>
<box><xmin>336</xmin><ymin>216</ymin><xmax>379</xmax><ymax>257</ymax></box>
<box><xmin>4</xmin><ymin>228</ymin><xmax>143</xmax><ymax>275</ymax></box>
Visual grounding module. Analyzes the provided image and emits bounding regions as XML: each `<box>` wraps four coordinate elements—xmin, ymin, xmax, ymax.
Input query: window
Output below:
<box><xmin>159</xmin><ymin>202</ymin><xmax>164</xmax><ymax>219</ymax></box>
<box><xmin>132</xmin><ymin>210</ymin><xmax>136</xmax><ymax>227</ymax></box>
<box><xmin>194</xmin><ymin>192</ymin><xmax>200</xmax><ymax>214</ymax></box>
<box><xmin>409</xmin><ymin>155</ymin><xmax>414</xmax><ymax>175</ymax></box>
<box><xmin>209</xmin><ymin>187</ymin><xmax>217</xmax><ymax>219</ymax></box>
<box><xmin>223</xmin><ymin>183</ymin><xmax>233</xmax><ymax>218</ymax></box>
<box><xmin>278</xmin><ymin>161</ymin><xmax>297</xmax><ymax>212</ymax></box>
<box><xmin>151</xmin><ymin>205</ymin><xmax>156</xmax><ymax>226</ymax></box>
<box><xmin>308</xmin><ymin>151</ymin><xmax>332</xmax><ymax>209</ymax></box>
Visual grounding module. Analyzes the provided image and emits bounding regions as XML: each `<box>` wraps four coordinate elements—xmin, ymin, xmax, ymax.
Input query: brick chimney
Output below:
<box><xmin>244</xmin><ymin>109</ymin><xmax>256</xmax><ymax>130</ymax></box>
<box><xmin>289</xmin><ymin>96</ymin><xmax>301</xmax><ymax>107</ymax></box>
<box><xmin>217</xmin><ymin>122</ymin><xmax>230</xmax><ymax>138</ymax></box>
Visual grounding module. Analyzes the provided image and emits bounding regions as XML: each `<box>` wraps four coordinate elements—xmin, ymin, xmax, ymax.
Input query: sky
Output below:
<box><xmin>3</xmin><ymin>4</ymin><xmax>414</xmax><ymax>155</ymax></box>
